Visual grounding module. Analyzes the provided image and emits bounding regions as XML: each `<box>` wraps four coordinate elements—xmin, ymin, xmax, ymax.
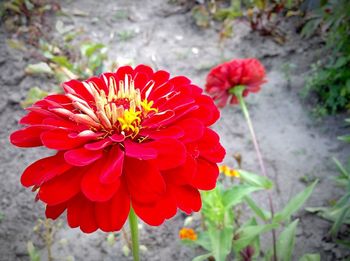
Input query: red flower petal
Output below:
<box><xmin>110</xmin><ymin>133</ymin><xmax>125</xmax><ymax>142</ymax></box>
<box><xmin>39</xmin><ymin>167</ymin><xmax>86</xmax><ymax>205</ymax></box>
<box><xmin>142</xmin><ymin>110</ymin><xmax>175</xmax><ymax>128</ymax></box>
<box><xmin>81</xmin><ymin>158</ymin><xmax>121</xmax><ymax>202</ymax></box>
<box><xmin>42</xmin><ymin>117</ymin><xmax>85</xmax><ymax>131</ymax></box>
<box><xmin>140</xmin><ymin>126</ymin><xmax>184</xmax><ymax>140</ymax></box>
<box><xmin>99</xmin><ymin>146</ymin><xmax>124</xmax><ymax>184</ymax></box>
<box><xmin>63</xmin><ymin>80</ymin><xmax>94</xmax><ymax>101</ymax></box>
<box><xmin>45</xmin><ymin>203</ymin><xmax>67</xmax><ymax>220</ymax></box>
<box><xmin>187</xmin><ymin>95</ymin><xmax>220</xmax><ymax>126</ymax></box>
<box><xmin>41</xmin><ymin>129</ymin><xmax>101</xmax><ymax>150</ymax></box>
<box><xmin>88</xmin><ymin>76</ymin><xmax>108</xmax><ymax>93</ymax></box>
<box><xmin>67</xmin><ymin>195</ymin><xmax>98</xmax><ymax>233</ymax></box>
<box><xmin>84</xmin><ymin>138</ymin><xmax>112</xmax><ymax>150</ymax></box>
<box><xmin>133</xmin><ymin>192</ymin><xmax>177</xmax><ymax>226</ymax></box>
<box><xmin>172</xmin><ymin>185</ymin><xmax>201</xmax><ymax>214</ymax></box>
<box><xmin>64</xmin><ymin>147</ymin><xmax>103</xmax><ymax>166</ymax></box>
<box><xmin>150</xmin><ymin>138</ymin><xmax>186</xmax><ymax>170</ymax></box>
<box><xmin>197</xmin><ymin>128</ymin><xmax>225</xmax><ymax>163</ymax></box>
<box><xmin>10</xmin><ymin>126</ymin><xmax>54</xmax><ymax>147</ymax></box>
<box><xmin>125</xmin><ymin>157</ymin><xmax>165</xmax><ymax>204</ymax></box>
<box><xmin>163</xmin><ymin>155</ymin><xmax>196</xmax><ymax>185</ymax></box>
<box><xmin>21</xmin><ymin>152</ymin><xmax>72</xmax><ymax>187</ymax></box>
<box><xmin>147</xmin><ymin>81</ymin><xmax>173</xmax><ymax>102</ymax></box>
<box><xmin>191</xmin><ymin>158</ymin><xmax>219</xmax><ymax>190</ymax></box>
<box><xmin>95</xmin><ymin>184</ymin><xmax>130</xmax><ymax>232</ymax></box>
<box><xmin>152</xmin><ymin>70</ymin><xmax>170</xmax><ymax>87</ymax></box>
<box><xmin>176</xmin><ymin>118</ymin><xmax>204</xmax><ymax>143</ymax></box>
<box><xmin>115</xmin><ymin>66</ymin><xmax>134</xmax><ymax>80</ymax></box>
<box><xmin>124</xmin><ymin>139</ymin><xmax>157</xmax><ymax>160</ymax></box>
<box><xmin>19</xmin><ymin>111</ymin><xmax>46</xmax><ymax>125</ymax></box>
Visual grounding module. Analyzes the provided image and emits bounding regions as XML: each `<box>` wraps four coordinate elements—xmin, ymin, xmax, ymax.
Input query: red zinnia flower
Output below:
<box><xmin>205</xmin><ymin>58</ymin><xmax>266</xmax><ymax>107</ymax></box>
<box><xmin>10</xmin><ymin>65</ymin><xmax>225</xmax><ymax>233</ymax></box>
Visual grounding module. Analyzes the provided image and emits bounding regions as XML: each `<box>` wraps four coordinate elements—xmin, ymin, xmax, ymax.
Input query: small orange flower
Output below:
<box><xmin>219</xmin><ymin>165</ymin><xmax>240</xmax><ymax>178</ymax></box>
<box><xmin>179</xmin><ymin>228</ymin><xmax>197</xmax><ymax>241</ymax></box>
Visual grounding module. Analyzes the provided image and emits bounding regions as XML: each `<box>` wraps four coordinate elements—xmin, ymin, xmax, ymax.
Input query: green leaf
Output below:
<box><xmin>27</xmin><ymin>241</ymin><xmax>40</xmax><ymax>261</ymax></box>
<box><xmin>333</xmin><ymin>157</ymin><xmax>350</xmax><ymax>178</ymax></box>
<box><xmin>233</xmin><ymin>223</ymin><xmax>278</xmax><ymax>253</ymax></box>
<box><xmin>277</xmin><ymin>219</ymin><xmax>299</xmax><ymax>261</ymax></box>
<box><xmin>194</xmin><ymin>231</ymin><xmax>212</xmax><ymax>251</ymax></box>
<box><xmin>238</xmin><ymin>170</ymin><xmax>273</xmax><ymax>189</ymax></box>
<box><xmin>330</xmin><ymin>204</ymin><xmax>350</xmax><ymax>236</ymax></box>
<box><xmin>273</xmin><ymin>180</ymin><xmax>317</xmax><ymax>223</ymax></box>
<box><xmin>209</xmin><ymin>226</ymin><xmax>234</xmax><ymax>261</ymax></box>
<box><xmin>222</xmin><ymin>185</ymin><xmax>262</xmax><ymax>209</ymax></box>
<box><xmin>192</xmin><ymin>253</ymin><xmax>213</xmax><ymax>261</ymax></box>
<box><xmin>244</xmin><ymin>196</ymin><xmax>271</xmax><ymax>221</ymax></box>
<box><xmin>50</xmin><ymin>56</ymin><xmax>74</xmax><ymax>71</ymax></box>
<box><xmin>299</xmin><ymin>253</ymin><xmax>320</xmax><ymax>261</ymax></box>
<box><xmin>306</xmin><ymin>206</ymin><xmax>350</xmax><ymax>224</ymax></box>
<box><xmin>335</xmin><ymin>239</ymin><xmax>350</xmax><ymax>248</ymax></box>
<box><xmin>21</xmin><ymin>87</ymin><xmax>49</xmax><ymax>108</ymax></box>
<box><xmin>338</xmin><ymin>135</ymin><xmax>350</xmax><ymax>142</ymax></box>
<box><xmin>25</xmin><ymin>62</ymin><xmax>54</xmax><ymax>75</ymax></box>
<box><xmin>80</xmin><ymin>43</ymin><xmax>105</xmax><ymax>57</ymax></box>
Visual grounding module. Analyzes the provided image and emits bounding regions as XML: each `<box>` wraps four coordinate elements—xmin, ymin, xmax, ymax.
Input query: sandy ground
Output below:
<box><xmin>1</xmin><ymin>0</ymin><xmax>350</xmax><ymax>260</ymax></box>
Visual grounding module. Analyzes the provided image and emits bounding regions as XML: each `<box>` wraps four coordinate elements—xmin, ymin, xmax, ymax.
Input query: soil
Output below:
<box><xmin>0</xmin><ymin>0</ymin><xmax>350</xmax><ymax>260</ymax></box>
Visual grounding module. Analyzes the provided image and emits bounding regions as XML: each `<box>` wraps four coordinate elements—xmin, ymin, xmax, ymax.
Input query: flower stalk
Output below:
<box><xmin>231</xmin><ymin>85</ymin><xmax>277</xmax><ymax>261</ymax></box>
<box><xmin>128</xmin><ymin>207</ymin><xmax>140</xmax><ymax>261</ymax></box>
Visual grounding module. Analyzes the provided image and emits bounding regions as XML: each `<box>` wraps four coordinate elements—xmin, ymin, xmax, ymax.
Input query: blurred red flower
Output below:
<box><xmin>10</xmin><ymin>65</ymin><xmax>225</xmax><ymax>233</ymax></box>
<box><xmin>205</xmin><ymin>58</ymin><xmax>266</xmax><ymax>107</ymax></box>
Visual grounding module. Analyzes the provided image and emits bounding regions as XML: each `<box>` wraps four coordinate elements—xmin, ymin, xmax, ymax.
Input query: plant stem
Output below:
<box><xmin>128</xmin><ymin>207</ymin><xmax>140</xmax><ymax>261</ymax></box>
<box><xmin>44</xmin><ymin>219</ymin><xmax>53</xmax><ymax>261</ymax></box>
<box><xmin>232</xmin><ymin>86</ymin><xmax>277</xmax><ymax>261</ymax></box>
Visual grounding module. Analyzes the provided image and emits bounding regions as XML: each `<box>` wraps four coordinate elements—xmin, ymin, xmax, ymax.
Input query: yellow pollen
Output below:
<box><xmin>141</xmin><ymin>100</ymin><xmax>158</xmax><ymax>114</ymax></box>
<box><xmin>117</xmin><ymin>108</ymin><xmax>142</xmax><ymax>133</ymax></box>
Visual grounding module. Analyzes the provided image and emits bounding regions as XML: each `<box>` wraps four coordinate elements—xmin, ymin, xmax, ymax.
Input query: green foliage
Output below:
<box><xmin>182</xmin><ymin>170</ymin><xmax>317</xmax><ymax>260</ymax></box>
<box><xmin>233</xmin><ymin>221</ymin><xmax>278</xmax><ymax>253</ymax></box>
<box><xmin>338</xmin><ymin>118</ymin><xmax>350</xmax><ymax>142</ymax></box>
<box><xmin>273</xmin><ymin>180</ymin><xmax>318</xmax><ymax>223</ymax></box>
<box><xmin>238</xmin><ymin>169</ymin><xmax>273</xmax><ymax>189</ymax></box>
<box><xmin>27</xmin><ymin>241</ymin><xmax>40</xmax><ymax>261</ymax></box>
<box><xmin>299</xmin><ymin>253</ymin><xmax>321</xmax><ymax>261</ymax></box>
<box><xmin>307</xmin><ymin>158</ymin><xmax>350</xmax><ymax>238</ymax></box>
<box><xmin>276</xmin><ymin>219</ymin><xmax>298</xmax><ymax>261</ymax></box>
<box><xmin>302</xmin><ymin>0</ymin><xmax>350</xmax><ymax>115</ymax></box>
<box><xmin>21</xmin><ymin>87</ymin><xmax>48</xmax><ymax>108</ymax></box>
<box><xmin>22</xmin><ymin>37</ymin><xmax>107</xmax><ymax>105</ymax></box>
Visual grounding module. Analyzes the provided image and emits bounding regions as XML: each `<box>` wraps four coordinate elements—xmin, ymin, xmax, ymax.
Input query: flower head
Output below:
<box><xmin>179</xmin><ymin>228</ymin><xmax>197</xmax><ymax>241</ymax></box>
<box><xmin>205</xmin><ymin>58</ymin><xmax>266</xmax><ymax>107</ymax></box>
<box><xmin>10</xmin><ymin>65</ymin><xmax>225</xmax><ymax>233</ymax></box>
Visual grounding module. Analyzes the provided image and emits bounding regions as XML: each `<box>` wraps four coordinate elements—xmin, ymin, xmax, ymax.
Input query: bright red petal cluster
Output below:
<box><xmin>205</xmin><ymin>58</ymin><xmax>266</xmax><ymax>107</ymax></box>
<box><xmin>10</xmin><ymin>65</ymin><xmax>225</xmax><ymax>233</ymax></box>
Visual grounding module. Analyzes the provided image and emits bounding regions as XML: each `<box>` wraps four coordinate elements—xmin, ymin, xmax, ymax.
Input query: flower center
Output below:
<box><xmin>71</xmin><ymin>75</ymin><xmax>157</xmax><ymax>137</ymax></box>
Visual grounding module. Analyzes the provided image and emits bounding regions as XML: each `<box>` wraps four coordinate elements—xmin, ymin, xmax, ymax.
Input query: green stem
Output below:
<box><xmin>128</xmin><ymin>207</ymin><xmax>140</xmax><ymax>261</ymax></box>
<box><xmin>232</xmin><ymin>86</ymin><xmax>278</xmax><ymax>261</ymax></box>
